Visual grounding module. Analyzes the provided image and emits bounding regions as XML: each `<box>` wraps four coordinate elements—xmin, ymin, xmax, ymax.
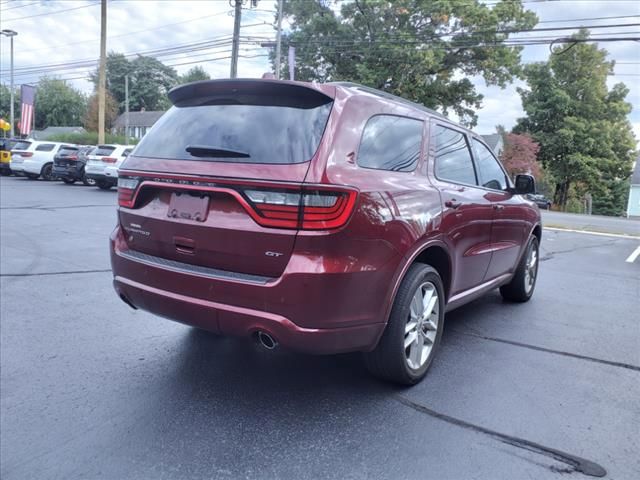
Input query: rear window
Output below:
<box><xmin>12</xmin><ymin>141</ymin><xmax>32</xmax><ymax>151</ymax></box>
<box><xmin>35</xmin><ymin>144</ymin><xmax>56</xmax><ymax>152</ymax></box>
<box><xmin>58</xmin><ymin>147</ymin><xmax>79</xmax><ymax>155</ymax></box>
<box><xmin>94</xmin><ymin>146</ymin><xmax>116</xmax><ymax>156</ymax></box>
<box><xmin>133</xmin><ymin>102</ymin><xmax>333</xmax><ymax>164</ymax></box>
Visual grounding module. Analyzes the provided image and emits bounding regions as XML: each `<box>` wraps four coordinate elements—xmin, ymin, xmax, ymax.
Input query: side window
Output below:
<box><xmin>473</xmin><ymin>139</ymin><xmax>508</xmax><ymax>190</ymax></box>
<box><xmin>433</xmin><ymin>125</ymin><xmax>477</xmax><ymax>185</ymax></box>
<box><xmin>357</xmin><ymin>115</ymin><xmax>423</xmax><ymax>172</ymax></box>
<box><xmin>35</xmin><ymin>144</ymin><xmax>55</xmax><ymax>152</ymax></box>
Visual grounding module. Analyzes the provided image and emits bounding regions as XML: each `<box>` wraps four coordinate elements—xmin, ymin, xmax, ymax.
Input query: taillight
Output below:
<box><xmin>68</xmin><ymin>156</ymin><xmax>78</xmax><ymax>161</ymax></box>
<box><xmin>118</xmin><ymin>178</ymin><xmax>139</xmax><ymax>208</ymax></box>
<box><xmin>102</xmin><ymin>157</ymin><xmax>117</xmax><ymax>163</ymax></box>
<box><xmin>20</xmin><ymin>152</ymin><xmax>33</xmax><ymax>157</ymax></box>
<box><xmin>242</xmin><ymin>187</ymin><xmax>357</xmax><ymax>230</ymax></box>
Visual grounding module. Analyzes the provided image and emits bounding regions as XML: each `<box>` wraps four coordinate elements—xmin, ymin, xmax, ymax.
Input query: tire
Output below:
<box><xmin>81</xmin><ymin>170</ymin><xmax>96</xmax><ymax>186</ymax></box>
<box><xmin>500</xmin><ymin>236</ymin><xmax>539</xmax><ymax>302</ymax></box>
<box><xmin>41</xmin><ymin>163</ymin><xmax>55</xmax><ymax>181</ymax></box>
<box><xmin>364</xmin><ymin>263</ymin><xmax>445</xmax><ymax>385</ymax></box>
<box><xmin>96</xmin><ymin>180</ymin><xmax>112</xmax><ymax>190</ymax></box>
<box><xmin>62</xmin><ymin>178</ymin><xmax>75</xmax><ymax>184</ymax></box>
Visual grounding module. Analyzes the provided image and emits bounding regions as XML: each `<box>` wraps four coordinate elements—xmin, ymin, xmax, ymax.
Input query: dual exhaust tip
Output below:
<box><xmin>256</xmin><ymin>331</ymin><xmax>278</xmax><ymax>350</ymax></box>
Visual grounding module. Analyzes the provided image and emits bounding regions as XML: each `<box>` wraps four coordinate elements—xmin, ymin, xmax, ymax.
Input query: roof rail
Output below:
<box><xmin>330</xmin><ymin>82</ymin><xmax>448</xmax><ymax>120</ymax></box>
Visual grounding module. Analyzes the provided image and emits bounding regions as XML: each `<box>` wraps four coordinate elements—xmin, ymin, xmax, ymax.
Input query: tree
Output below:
<box><xmin>83</xmin><ymin>91</ymin><xmax>119</xmax><ymax>132</ymax></box>
<box><xmin>34</xmin><ymin>78</ymin><xmax>87</xmax><ymax>129</ymax></box>
<box><xmin>91</xmin><ymin>52</ymin><xmax>178</xmax><ymax>112</ymax></box>
<box><xmin>0</xmin><ymin>84</ymin><xmax>20</xmax><ymax>131</ymax></box>
<box><xmin>500</xmin><ymin>132</ymin><xmax>540</xmax><ymax>178</ymax></box>
<box><xmin>277</xmin><ymin>0</ymin><xmax>537</xmax><ymax>126</ymax></box>
<box><xmin>178</xmin><ymin>66</ymin><xmax>211</xmax><ymax>84</ymax></box>
<box><xmin>515</xmin><ymin>30</ymin><xmax>637</xmax><ymax>214</ymax></box>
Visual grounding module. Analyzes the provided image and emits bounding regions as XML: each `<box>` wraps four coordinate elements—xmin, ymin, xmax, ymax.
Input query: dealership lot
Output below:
<box><xmin>1</xmin><ymin>176</ymin><xmax>638</xmax><ymax>479</ymax></box>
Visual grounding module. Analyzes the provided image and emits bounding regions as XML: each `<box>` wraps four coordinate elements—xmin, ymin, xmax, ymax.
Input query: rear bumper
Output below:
<box><xmin>9</xmin><ymin>161</ymin><xmax>24</xmax><ymax>173</ymax></box>
<box><xmin>110</xmin><ymin>225</ymin><xmax>398</xmax><ymax>354</ymax></box>
<box><xmin>53</xmin><ymin>164</ymin><xmax>83</xmax><ymax>179</ymax></box>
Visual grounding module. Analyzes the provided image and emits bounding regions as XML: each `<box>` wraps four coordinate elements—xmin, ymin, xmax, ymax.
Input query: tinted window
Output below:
<box><xmin>122</xmin><ymin>149</ymin><xmax>132</xmax><ymax>157</ymax></box>
<box><xmin>94</xmin><ymin>146</ymin><xmax>116</xmax><ymax>156</ymax></box>
<box><xmin>12</xmin><ymin>141</ymin><xmax>31</xmax><ymax>151</ymax></box>
<box><xmin>357</xmin><ymin>115</ymin><xmax>423</xmax><ymax>172</ymax></box>
<box><xmin>473</xmin><ymin>139</ymin><xmax>508</xmax><ymax>190</ymax></box>
<box><xmin>133</xmin><ymin>102</ymin><xmax>333</xmax><ymax>164</ymax></box>
<box><xmin>58</xmin><ymin>147</ymin><xmax>78</xmax><ymax>156</ymax></box>
<box><xmin>35</xmin><ymin>144</ymin><xmax>55</xmax><ymax>152</ymax></box>
<box><xmin>433</xmin><ymin>126</ymin><xmax>477</xmax><ymax>185</ymax></box>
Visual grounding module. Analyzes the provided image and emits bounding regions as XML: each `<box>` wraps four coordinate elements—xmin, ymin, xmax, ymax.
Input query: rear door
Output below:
<box><xmin>118</xmin><ymin>80</ymin><xmax>335</xmax><ymax>278</ymax></box>
<box><xmin>471</xmin><ymin>138</ymin><xmax>526</xmax><ymax>280</ymax></box>
<box><xmin>430</xmin><ymin>123</ymin><xmax>494</xmax><ymax>295</ymax></box>
<box><xmin>31</xmin><ymin>143</ymin><xmax>57</xmax><ymax>166</ymax></box>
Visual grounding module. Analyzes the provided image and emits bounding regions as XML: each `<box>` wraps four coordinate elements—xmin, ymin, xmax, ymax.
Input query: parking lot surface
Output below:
<box><xmin>1</xmin><ymin>176</ymin><xmax>639</xmax><ymax>480</ymax></box>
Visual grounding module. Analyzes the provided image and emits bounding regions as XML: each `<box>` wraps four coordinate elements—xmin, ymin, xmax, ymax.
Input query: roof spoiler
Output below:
<box><xmin>168</xmin><ymin>79</ymin><xmax>334</xmax><ymax>109</ymax></box>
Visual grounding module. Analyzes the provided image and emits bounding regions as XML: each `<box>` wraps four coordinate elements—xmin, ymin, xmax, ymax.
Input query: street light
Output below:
<box><xmin>1</xmin><ymin>29</ymin><xmax>18</xmax><ymax>138</ymax></box>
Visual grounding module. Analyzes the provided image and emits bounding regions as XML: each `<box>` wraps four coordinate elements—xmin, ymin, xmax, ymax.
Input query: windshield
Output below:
<box><xmin>133</xmin><ymin>102</ymin><xmax>333</xmax><ymax>164</ymax></box>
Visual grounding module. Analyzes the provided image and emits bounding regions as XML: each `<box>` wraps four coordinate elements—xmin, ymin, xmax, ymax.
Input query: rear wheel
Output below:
<box><xmin>364</xmin><ymin>264</ymin><xmax>444</xmax><ymax>385</ymax></box>
<box><xmin>82</xmin><ymin>170</ymin><xmax>96</xmax><ymax>186</ymax></box>
<box><xmin>41</xmin><ymin>163</ymin><xmax>55</xmax><ymax>181</ymax></box>
<box><xmin>62</xmin><ymin>178</ymin><xmax>75</xmax><ymax>185</ymax></box>
<box><xmin>96</xmin><ymin>180</ymin><xmax>112</xmax><ymax>190</ymax></box>
<box><xmin>500</xmin><ymin>236</ymin><xmax>539</xmax><ymax>302</ymax></box>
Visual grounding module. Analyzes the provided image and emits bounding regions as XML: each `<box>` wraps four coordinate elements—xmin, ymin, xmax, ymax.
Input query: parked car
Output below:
<box><xmin>527</xmin><ymin>193</ymin><xmax>552</xmax><ymax>210</ymax></box>
<box><xmin>85</xmin><ymin>144</ymin><xmax>132</xmax><ymax>190</ymax></box>
<box><xmin>103</xmin><ymin>146</ymin><xmax>133</xmax><ymax>185</ymax></box>
<box><xmin>0</xmin><ymin>138</ymin><xmax>12</xmax><ymax>176</ymax></box>
<box><xmin>110</xmin><ymin>79</ymin><xmax>541</xmax><ymax>385</ymax></box>
<box><xmin>10</xmin><ymin>141</ymin><xmax>74</xmax><ymax>180</ymax></box>
<box><xmin>53</xmin><ymin>146</ymin><xmax>97</xmax><ymax>186</ymax></box>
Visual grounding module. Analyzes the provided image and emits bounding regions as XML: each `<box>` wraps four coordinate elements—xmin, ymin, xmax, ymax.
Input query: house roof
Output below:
<box><xmin>113</xmin><ymin>111</ymin><xmax>165</xmax><ymax>128</ymax></box>
<box><xmin>631</xmin><ymin>157</ymin><xmax>640</xmax><ymax>185</ymax></box>
<box><xmin>30</xmin><ymin>126</ymin><xmax>86</xmax><ymax>140</ymax></box>
<box><xmin>481</xmin><ymin>134</ymin><xmax>503</xmax><ymax>151</ymax></box>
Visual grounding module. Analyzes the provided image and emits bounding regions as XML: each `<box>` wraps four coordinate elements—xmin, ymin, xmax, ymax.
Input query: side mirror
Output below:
<box><xmin>514</xmin><ymin>174</ymin><xmax>536</xmax><ymax>195</ymax></box>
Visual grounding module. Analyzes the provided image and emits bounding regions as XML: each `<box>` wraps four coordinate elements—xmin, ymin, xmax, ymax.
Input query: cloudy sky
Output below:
<box><xmin>1</xmin><ymin>0</ymin><xmax>638</xmax><ymax>139</ymax></box>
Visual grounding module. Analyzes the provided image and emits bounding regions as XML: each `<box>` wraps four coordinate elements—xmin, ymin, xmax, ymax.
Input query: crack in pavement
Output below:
<box><xmin>1</xmin><ymin>269</ymin><xmax>112</xmax><ymax>278</ymax></box>
<box><xmin>452</xmin><ymin>330</ymin><xmax>640</xmax><ymax>372</ymax></box>
<box><xmin>394</xmin><ymin>395</ymin><xmax>607</xmax><ymax>477</ymax></box>
<box><xmin>540</xmin><ymin>240</ymin><xmax>621</xmax><ymax>262</ymax></box>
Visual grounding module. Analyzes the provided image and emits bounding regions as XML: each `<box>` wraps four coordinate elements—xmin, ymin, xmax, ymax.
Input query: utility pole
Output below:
<box><xmin>230</xmin><ymin>0</ymin><xmax>243</xmax><ymax>78</ymax></box>
<box><xmin>97</xmin><ymin>0</ymin><xmax>107</xmax><ymax>144</ymax></box>
<box><xmin>124</xmin><ymin>74</ymin><xmax>129</xmax><ymax>144</ymax></box>
<box><xmin>1</xmin><ymin>30</ymin><xmax>18</xmax><ymax>137</ymax></box>
<box><xmin>274</xmin><ymin>0</ymin><xmax>284</xmax><ymax>79</ymax></box>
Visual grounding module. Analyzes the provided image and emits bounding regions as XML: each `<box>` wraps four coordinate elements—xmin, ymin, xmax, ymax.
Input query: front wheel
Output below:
<box><xmin>96</xmin><ymin>180</ymin><xmax>112</xmax><ymax>190</ymax></box>
<box><xmin>81</xmin><ymin>170</ymin><xmax>96</xmax><ymax>186</ymax></box>
<box><xmin>364</xmin><ymin>263</ymin><xmax>445</xmax><ymax>385</ymax></box>
<box><xmin>500</xmin><ymin>236</ymin><xmax>539</xmax><ymax>302</ymax></box>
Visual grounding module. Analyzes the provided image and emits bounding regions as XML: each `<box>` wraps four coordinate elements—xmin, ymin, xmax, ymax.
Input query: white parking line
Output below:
<box><xmin>625</xmin><ymin>245</ymin><xmax>640</xmax><ymax>263</ymax></box>
<box><xmin>544</xmin><ymin>226</ymin><xmax>640</xmax><ymax>240</ymax></box>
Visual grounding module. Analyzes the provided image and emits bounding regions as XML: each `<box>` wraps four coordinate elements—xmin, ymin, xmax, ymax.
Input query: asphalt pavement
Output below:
<box><xmin>1</xmin><ymin>176</ymin><xmax>639</xmax><ymax>480</ymax></box>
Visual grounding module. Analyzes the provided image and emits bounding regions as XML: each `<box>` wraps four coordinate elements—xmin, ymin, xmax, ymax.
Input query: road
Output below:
<box><xmin>1</xmin><ymin>176</ymin><xmax>639</xmax><ymax>479</ymax></box>
<box><xmin>542</xmin><ymin>210</ymin><xmax>640</xmax><ymax>237</ymax></box>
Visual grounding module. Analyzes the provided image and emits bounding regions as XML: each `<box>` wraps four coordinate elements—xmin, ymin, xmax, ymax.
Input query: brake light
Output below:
<box><xmin>102</xmin><ymin>157</ymin><xmax>117</xmax><ymax>163</ymax></box>
<box><xmin>118</xmin><ymin>178</ymin><xmax>139</xmax><ymax>208</ymax></box>
<box><xmin>20</xmin><ymin>152</ymin><xmax>33</xmax><ymax>157</ymax></box>
<box><xmin>68</xmin><ymin>155</ymin><xmax>78</xmax><ymax>161</ymax></box>
<box><xmin>242</xmin><ymin>187</ymin><xmax>357</xmax><ymax>230</ymax></box>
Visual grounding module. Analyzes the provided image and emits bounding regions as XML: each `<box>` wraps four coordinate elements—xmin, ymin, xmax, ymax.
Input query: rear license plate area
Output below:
<box><xmin>168</xmin><ymin>192</ymin><xmax>210</xmax><ymax>222</ymax></box>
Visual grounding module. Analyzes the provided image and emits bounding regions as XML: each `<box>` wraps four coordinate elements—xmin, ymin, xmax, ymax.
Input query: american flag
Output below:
<box><xmin>20</xmin><ymin>85</ymin><xmax>36</xmax><ymax>136</ymax></box>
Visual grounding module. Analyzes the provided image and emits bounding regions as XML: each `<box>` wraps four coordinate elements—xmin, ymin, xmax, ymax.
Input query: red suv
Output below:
<box><xmin>110</xmin><ymin>79</ymin><xmax>540</xmax><ymax>385</ymax></box>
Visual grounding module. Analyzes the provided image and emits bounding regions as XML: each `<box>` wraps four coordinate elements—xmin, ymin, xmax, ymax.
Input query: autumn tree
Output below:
<box><xmin>277</xmin><ymin>0</ymin><xmax>537</xmax><ymax>126</ymax></box>
<box><xmin>500</xmin><ymin>133</ymin><xmax>540</xmax><ymax>178</ymax></box>
<box><xmin>515</xmin><ymin>30</ymin><xmax>636</xmax><ymax>214</ymax></box>
<box><xmin>83</xmin><ymin>91</ymin><xmax>119</xmax><ymax>132</ymax></box>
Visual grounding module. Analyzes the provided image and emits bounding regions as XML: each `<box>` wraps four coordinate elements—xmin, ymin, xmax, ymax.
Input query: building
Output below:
<box><xmin>481</xmin><ymin>133</ymin><xmax>505</xmax><ymax>157</ymax></box>
<box><xmin>627</xmin><ymin>156</ymin><xmax>640</xmax><ymax>218</ymax></box>
<box><xmin>30</xmin><ymin>126</ymin><xmax>86</xmax><ymax>140</ymax></box>
<box><xmin>113</xmin><ymin>110</ymin><xmax>165</xmax><ymax>140</ymax></box>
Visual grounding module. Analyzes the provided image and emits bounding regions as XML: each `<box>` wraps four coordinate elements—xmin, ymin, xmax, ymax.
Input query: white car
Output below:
<box><xmin>10</xmin><ymin>140</ymin><xmax>75</xmax><ymax>180</ymax></box>
<box><xmin>84</xmin><ymin>144</ymin><xmax>133</xmax><ymax>190</ymax></box>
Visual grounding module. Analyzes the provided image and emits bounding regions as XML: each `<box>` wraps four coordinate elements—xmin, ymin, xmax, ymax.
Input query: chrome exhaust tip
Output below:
<box><xmin>256</xmin><ymin>331</ymin><xmax>278</xmax><ymax>350</ymax></box>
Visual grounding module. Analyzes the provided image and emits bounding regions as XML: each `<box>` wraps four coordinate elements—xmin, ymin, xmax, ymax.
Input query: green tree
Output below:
<box><xmin>0</xmin><ymin>84</ymin><xmax>21</xmax><ymax>130</ymax></box>
<box><xmin>515</xmin><ymin>30</ymin><xmax>636</xmax><ymax>214</ymax></box>
<box><xmin>178</xmin><ymin>66</ymin><xmax>211</xmax><ymax>84</ymax></box>
<box><xmin>34</xmin><ymin>78</ymin><xmax>87</xmax><ymax>129</ymax></box>
<box><xmin>277</xmin><ymin>0</ymin><xmax>537</xmax><ymax>125</ymax></box>
<box><xmin>91</xmin><ymin>52</ymin><xmax>178</xmax><ymax>112</ymax></box>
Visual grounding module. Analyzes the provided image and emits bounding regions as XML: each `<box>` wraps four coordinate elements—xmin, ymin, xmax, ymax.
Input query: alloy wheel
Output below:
<box><xmin>404</xmin><ymin>281</ymin><xmax>439</xmax><ymax>370</ymax></box>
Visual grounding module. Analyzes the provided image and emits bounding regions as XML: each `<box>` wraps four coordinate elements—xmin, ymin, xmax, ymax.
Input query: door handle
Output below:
<box><xmin>445</xmin><ymin>199</ymin><xmax>462</xmax><ymax>209</ymax></box>
<box><xmin>493</xmin><ymin>204</ymin><xmax>505</xmax><ymax>211</ymax></box>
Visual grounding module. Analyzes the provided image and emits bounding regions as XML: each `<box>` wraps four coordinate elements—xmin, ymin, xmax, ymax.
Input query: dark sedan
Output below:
<box><xmin>53</xmin><ymin>146</ymin><xmax>96</xmax><ymax>186</ymax></box>
<box><xmin>527</xmin><ymin>193</ymin><xmax>552</xmax><ymax>210</ymax></box>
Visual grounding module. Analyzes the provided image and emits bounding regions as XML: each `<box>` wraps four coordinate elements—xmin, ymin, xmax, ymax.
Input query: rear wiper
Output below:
<box><xmin>186</xmin><ymin>145</ymin><xmax>250</xmax><ymax>158</ymax></box>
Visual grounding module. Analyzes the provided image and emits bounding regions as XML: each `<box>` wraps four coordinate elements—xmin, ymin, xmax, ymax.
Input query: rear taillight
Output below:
<box><xmin>102</xmin><ymin>157</ymin><xmax>117</xmax><ymax>163</ymax></box>
<box><xmin>118</xmin><ymin>178</ymin><xmax>139</xmax><ymax>208</ymax></box>
<box><xmin>68</xmin><ymin>156</ymin><xmax>78</xmax><ymax>161</ymax></box>
<box><xmin>242</xmin><ymin>187</ymin><xmax>357</xmax><ymax>230</ymax></box>
<box><xmin>20</xmin><ymin>152</ymin><xmax>33</xmax><ymax>157</ymax></box>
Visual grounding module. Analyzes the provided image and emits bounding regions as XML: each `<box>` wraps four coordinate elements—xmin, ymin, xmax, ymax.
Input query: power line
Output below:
<box><xmin>1</xmin><ymin>1</ymin><xmax>100</xmax><ymax>22</ymax></box>
<box><xmin>0</xmin><ymin>1</ymin><xmax>39</xmax><ymax>11</ymax></box>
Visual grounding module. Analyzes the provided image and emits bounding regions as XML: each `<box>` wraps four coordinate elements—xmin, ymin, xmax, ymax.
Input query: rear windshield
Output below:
<box><xmin>12</xmin><ymin>141</ymin><xmax>32</xmax><ymax>151</ymax></box>
<box><xmin>133</xmin><ymin>102</ymin><xmax>333</xmax><ymax>164</ymax></box>
<box><xmin>94</xmin><ymin>146</ymin><xmax>116</xmax><ymax>156</ymax></box>
<box><xmin>58</xmin><ymin>147</ymin><xmax>78</xmax><ymax>155</ymax></box>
